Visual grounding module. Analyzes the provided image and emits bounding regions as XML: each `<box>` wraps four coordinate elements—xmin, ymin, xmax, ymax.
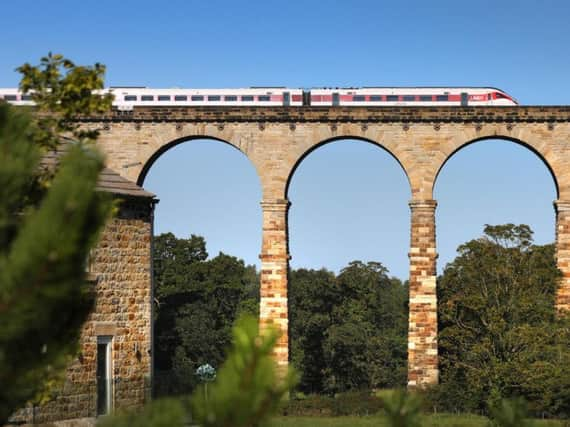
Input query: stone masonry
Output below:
<box><xmin>408</xmin><ymin>200</ymin><xmax>438</xmax><ymax>387</ymax></box>
<box><xmin>78</xmin><ymin>105</ymin><xmax>570</xmax><ymax>387</ymax></box>
<box><xmin>259</xmin><ymin>199</ymin><xmax>290</xmax><ymax>367</ymax></box>
<box><xmin>9</xmin><ymin>164</ymin><xmax>156</xmax><ymax>425</ymax></box>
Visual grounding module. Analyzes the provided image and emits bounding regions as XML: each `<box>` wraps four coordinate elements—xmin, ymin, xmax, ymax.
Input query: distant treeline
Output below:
<box><xmin>152</xmin><ymin>225</ymin><xmax>570</xmax><ymax>418</ymax></box>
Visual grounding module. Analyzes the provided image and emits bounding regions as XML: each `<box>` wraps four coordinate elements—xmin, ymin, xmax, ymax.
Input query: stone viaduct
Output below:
<box><xmin>84</xmin><ymin>105</ymin><xmax>570</xmax><ymax>387</ymax></box>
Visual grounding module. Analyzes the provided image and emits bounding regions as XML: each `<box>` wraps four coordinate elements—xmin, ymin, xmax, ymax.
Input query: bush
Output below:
<box><xmin>282</xmin><ymin>394</ymin><xmax>334</xmax><ymax>417</ymax></box>
<box><xmin>378</xmin><ymin>389</ymin><xmax>423</xmax><ymax>427</ymax></box>
<box><xmin>332</xmin><ymin>390</ymin><xmax>383</xmax><ymax>416</ymax></box>
<box><xmin>418</xmin><ymin>382</ymin><xmax>484</xmax><ymax>415</ymax></box>
<box><xmin>282</xmin><ymin>390</ymin><xmax>383</xmax><ymax>417</ymax></box>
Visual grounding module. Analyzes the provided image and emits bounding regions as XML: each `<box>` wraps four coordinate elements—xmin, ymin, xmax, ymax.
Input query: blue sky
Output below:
<box><xmin>0</xmin><ymin>1</ymin><xmax>565</xmax><ymax>279</ymax></box>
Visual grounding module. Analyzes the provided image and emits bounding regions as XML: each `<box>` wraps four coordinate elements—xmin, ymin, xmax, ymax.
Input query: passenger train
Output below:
<box><xmin>0</xmin><ymin>87</ymin><xmax>518</xmax><ymax>108</ymax></box>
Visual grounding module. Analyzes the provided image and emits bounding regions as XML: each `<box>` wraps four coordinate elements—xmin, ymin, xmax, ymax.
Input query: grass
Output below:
<box><xmin>272</xmin><ymin>414</ymin><xmax>570</xmax><ymax>427</ymax></box>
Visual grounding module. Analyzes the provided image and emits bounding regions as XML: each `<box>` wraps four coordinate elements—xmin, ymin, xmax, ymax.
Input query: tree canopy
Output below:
<box><xmin>0</xmin><ymin>53</ymin><xmax>113</xmax><ymax>423</ymax></box>
<box><xmin>437</xmin><ymin>224</ymin><xmax>570</xmax><ymax>416</ymax></box>
<box><xmin>153</xmin><ymin>233</ymin><xmax>259</xmax><ymax>395</ymax></box>
<box><xmin>290</xmin><ymin>261</ymin><xmax>408</xmax><ymax>394</ymax></box>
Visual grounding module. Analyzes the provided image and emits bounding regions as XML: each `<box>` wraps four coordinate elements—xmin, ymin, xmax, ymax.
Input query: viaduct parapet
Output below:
<box><xmin>83</xmin><ymin>106</ymin><xmax>570</xmax><ymax>387</ymax></box>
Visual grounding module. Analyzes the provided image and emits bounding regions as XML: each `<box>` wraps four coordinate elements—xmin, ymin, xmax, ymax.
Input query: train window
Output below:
<box><xmin>21</xmin><ymin>95</ymin><xmax>33</xmax><ymax>101</ymax></box>
<box><xmin>224</xmin><ymin>95</ymin><xmax>237</xmax><ymax>101</ymax></box>
<box><xmin>208</xmin><ymin>95</ymin><xmax>221</xmax><ymax>101</ymax></box>
<box><xmin>420</xmin><ymin>95</ymin><xmax>433</xmax><ymax>101</ymax></box>
<box><xmin>191</xmin><ymin>95</ymin><xmax>204</xmax><ymax>101</ymax></box>
<box><xmin>124</xmin><ymin>95</ymin><xmax>137</xmax><ymax>101</ymax></box>
<box><xmin>353</xmin><ymin>95</ymin><xmax>365</xmax><ymax>102</ymax></box>
<box><xmin>4</xmin><ymin>95</ymin><xmax>17</xmax><ymax>101</ymax></box>
<box><xmin>496</xmin><ymin>93</ymin><xmax>507</xmax><ymax>99</ymax></box>
<box><xmin>174</xmin><ymin>95</ymin><xmax>188</xmax><ymax>101</ymax></box>
<box><xmin>403</xmin><ymin>95</ymin><xmax>416</xmax><ymax>102</ymax></box>
<box><xmin>258</xmin><ymin>95</ymin><xmax>270</xmax><ymax>101</ymax></box>
<box><xmin>141</xmin><ymin>95</ymin><xmax>154</xmax><ymax>101</ymax></box>
<box><xmin>370</xmin><ymin>95</ymin><xmax>382</xmax><ymax>101</ymax></box>
<box><xmin>241</xmin><ymin>95</ymin><xmax>254</xmax><ymax>101</ymax></box>
<box><xmin>436</xmin><ymin>95</ymin><xmax>449</xmax><ymax>101</ymax></box>
<box><xmin>158</xmin><ymin>95</ymin><xmax>171</xmax><ymax>101</ymax></box>
<box><xmin>386</xmin><ymin>95</ymin><xmax>398</xmax><ymax>102</ymax></box>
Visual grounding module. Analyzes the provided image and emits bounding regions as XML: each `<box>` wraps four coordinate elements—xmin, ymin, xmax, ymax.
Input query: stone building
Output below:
<box><xmin>8</xmin><ymin>148</ymin><xmax>156</xmax><ymax>426</ymax></box>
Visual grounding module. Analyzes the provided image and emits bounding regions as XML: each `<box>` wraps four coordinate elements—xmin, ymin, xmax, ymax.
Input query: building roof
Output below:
<box><xmin>41</xmin><ymin>143</ymin><xmax>155</xmax><ymax>199</ymax></box>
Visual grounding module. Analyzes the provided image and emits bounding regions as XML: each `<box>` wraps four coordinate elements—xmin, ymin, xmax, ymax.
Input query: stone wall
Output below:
<box><xmin>8</xmin><ymin>196</ymin><xmax>154</xmax><ymax>425</ymax></box>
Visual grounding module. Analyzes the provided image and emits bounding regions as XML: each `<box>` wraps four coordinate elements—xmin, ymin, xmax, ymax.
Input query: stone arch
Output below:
<box><xmin>432</xmin><ymin>135</ymin><xmax>560</xmax><ymax>199</ymax></box>
<box><xmin>284</xmin><ymin>135</ymin><xmax>413</xmax><ymax>199</ymax></box>
<box><xmin>136</xmin><ymin>134</ymin><xmax>262</xmax><ymax>187</ymax></box>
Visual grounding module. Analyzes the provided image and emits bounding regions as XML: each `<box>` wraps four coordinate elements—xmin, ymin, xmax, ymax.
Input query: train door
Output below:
<box><xmin>303</xmin><ymin>90</ymin><xmax>311</xmax><ymax>106</ymax></box>
<box><xmin>332</xmin><ymin>92</ymin><xmax>340</xmax><ymax>106</ymax></box>
<box><xmin>461</xmin><ymin>92</ymin><xmax>468</xmax><ymax>106</ymax></box>
<box><xmin>283</xmin><ymin>91</ymin><xmax>290</xmax><ymax>106</ymax></box>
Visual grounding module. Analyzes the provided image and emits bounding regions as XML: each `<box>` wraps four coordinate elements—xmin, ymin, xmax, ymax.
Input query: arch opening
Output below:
<box><xmin>137</xmin><ymin>135</ymin><xmax>255</xmax><ymax>187</ymax></box>
<box><xmin>286</xmin><ymin>137</ymin><xmax>411</xmax><ymax>280</ymax></box>
<box><xmin>287</xmin><ymin>137</ymin><xmax>411</xmax><ymax>393</ymax></box>
<box><xmin>285</xmin><ymin>135</ymin><xmax>411</xmax><ymax>199</ymax></box>
<box><xmin>434</xmin><ymin>137</ymin><xmax>558</xmax><ymax>274</ymax></box>
<box><xmin>142</xmin><ymin>136</ymin><xmax>263</xmax><ymax>267</ymax></box>
<box><xmin>433</xmin><ymin>136</ymin><xmax>562</xmax><ymax>412</ymax></box>
<box><xmin>143</xmin><ymin>137</ymin><xmax>263</xmax><ymax>396</ymax></box>
<box><xmin>433</xmin><ymin>135</ymin><xmax>559</xmax><ymax>199</ymax></box>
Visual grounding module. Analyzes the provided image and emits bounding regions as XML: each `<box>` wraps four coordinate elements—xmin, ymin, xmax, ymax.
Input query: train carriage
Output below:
<box><xmin>0</xmin><ymin>87</ymin><xmax>518</xmax><ymax>107</ymax></box>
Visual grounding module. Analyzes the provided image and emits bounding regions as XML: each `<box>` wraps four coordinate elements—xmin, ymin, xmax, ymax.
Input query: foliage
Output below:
<box><xmin>97</xmin><ymin>397</ymin><xmax>188</xmax><ymax>427</ymax></box>
<box><xmin>332</xmin><ymin>390</ymin><xmax>384</xmax><ymax>416</ymax></box>
<box><xmin>379</xmin><ymin>389</ymin><xmax>423</xmax><ymax>427</ymax></box>
<box><xmin>282</xmin><ymin>394</ymin><xmax>335</xmax><ymax>417</ymax></box>
<box><xmin>290</xmin><ymin>261</ymin><xmax>407</xmax><ymax>394</ymax></box>
<box><xmin>488</xmin><ymin>398</ymin><xmax>535</xmax><ymax>427</ymax></box>
<box><xmin>153</xmin><ymin>231</ymin><xmax>406</xmax><ymax>397</ymax></box>
<box><xmin>153</xmin><ymin>233</ymin><xmax>259</xmax><ymax>395</ymax></box>
<box><xmin>270</xmin><ymin>414</ymin><xmax>566</xmax><ymax>427</ymax></box>
<box><xmin>190</xmin><ymin>315</ymin><xmax>298</xmax><ymax>427</ymax></box>
<box><xmin>101</xmin><ymin>315</ymin><xmax>296</xmax><ymax>427</ymax></box>
<box><xmin>437</xmin><ymin>224</ymin><xmax>570</xmax><ymax>417</ymax></box>
<box><xmin>17</xmin><ymin>52</ymin><xmax>113</xmax><ymax>149</ymax></box>
<box><xmin>283</xmin><ymin>391</ymin><xmax>383</xmax><ymax>417</ymax></box>
<box><xmin>0</xmin><ymin>101</ymin><xmax>111</xmax><ymax>423</ymax></box>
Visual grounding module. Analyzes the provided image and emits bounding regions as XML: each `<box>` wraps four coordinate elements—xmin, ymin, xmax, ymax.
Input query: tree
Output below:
<box><xmin>152</xmin><ymin>233</ymin><xmax>259</xmax><ymax>395</ymax></box>
<box><xmin>17</xmin><ymin>52</ymin><xmax>113</xmax><ymax>149</ymax></box>
<box><xmin>289</xmin><ymin>261</ymin><xmax>408</xmax><ymax>395</ymax></box>
<box><xmin>191</xmin><ymin>315</ymin><xmax>297</xmax><ymax>427</ymax></box>
<box><xmin>437</xmin><ymin>224</ymin><xmax>570</xmax><ymax>416</ymax></box>
<box><xmin>289</xmin><ymin>267</ymin><xmax>337</xmax><ymax>393</ymax></box>
<box><xmin>0</xmin><ymin>54</ymin><xmax>113</xmax><ymax>424</ymax></box>
<box><xmin>0</xmin><ymin>108</ymin><xmax>111</xmax><ymax>422</ymax></box>
<box><xmin>326</xmin><ymin>261</ymin><xmax>407</xmax><ymax>392</ymax></box>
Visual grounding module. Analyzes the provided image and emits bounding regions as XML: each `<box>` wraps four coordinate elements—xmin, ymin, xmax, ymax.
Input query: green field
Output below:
<box><xmin>272</xmin><ymin>414</ymin><xmax>570</xmax><ymax>427</ymax></box>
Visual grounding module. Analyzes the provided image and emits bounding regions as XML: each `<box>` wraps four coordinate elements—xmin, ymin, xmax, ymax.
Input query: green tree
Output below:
<box><xmin>437</xmin><ymin>224</ymin><xmax>570</xmax><ymax>416</ymax></box>
<box><xmin>153</xmin><ymin>233</ymin><xmax>259</xmax><ymax>395</ymax></box>
<box><xmin>289</xmin><ymin>267</ymin><xmax>337</xmax><ymax>393</ymax></box>
<box><xmin>17</xmin><ymin>52</ymin><xmax>113</xmax><ymax>149</ymax></box>
<box><xmin>289</xmin><ymin>261</ymin><xmax>407</xmax><ymax>395</ymax></box>
<box><xmin>191</xmin><ymin>315</ymin><xmax>297</xmax><ymax>427</ymax></box>
<box><xmin>0</xmin><ymin>53</ymin><xmax>113</xmax><ymax>424</ymax></box>
<box><xmin>0</xmin><ymin>105</ymin><xmax>111</xmax><ymax>422</ymax></box>
<box><xmin>325</xmin><ymin>261</ymin><xmax>407</xmax><ymax>393</ymax></box>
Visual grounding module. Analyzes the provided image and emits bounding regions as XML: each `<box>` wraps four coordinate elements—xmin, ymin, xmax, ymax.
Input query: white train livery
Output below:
<box><xmin>0</xmin><ymin>87</ymin><xmax>518</xmax><ymax>108</ymax></box>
